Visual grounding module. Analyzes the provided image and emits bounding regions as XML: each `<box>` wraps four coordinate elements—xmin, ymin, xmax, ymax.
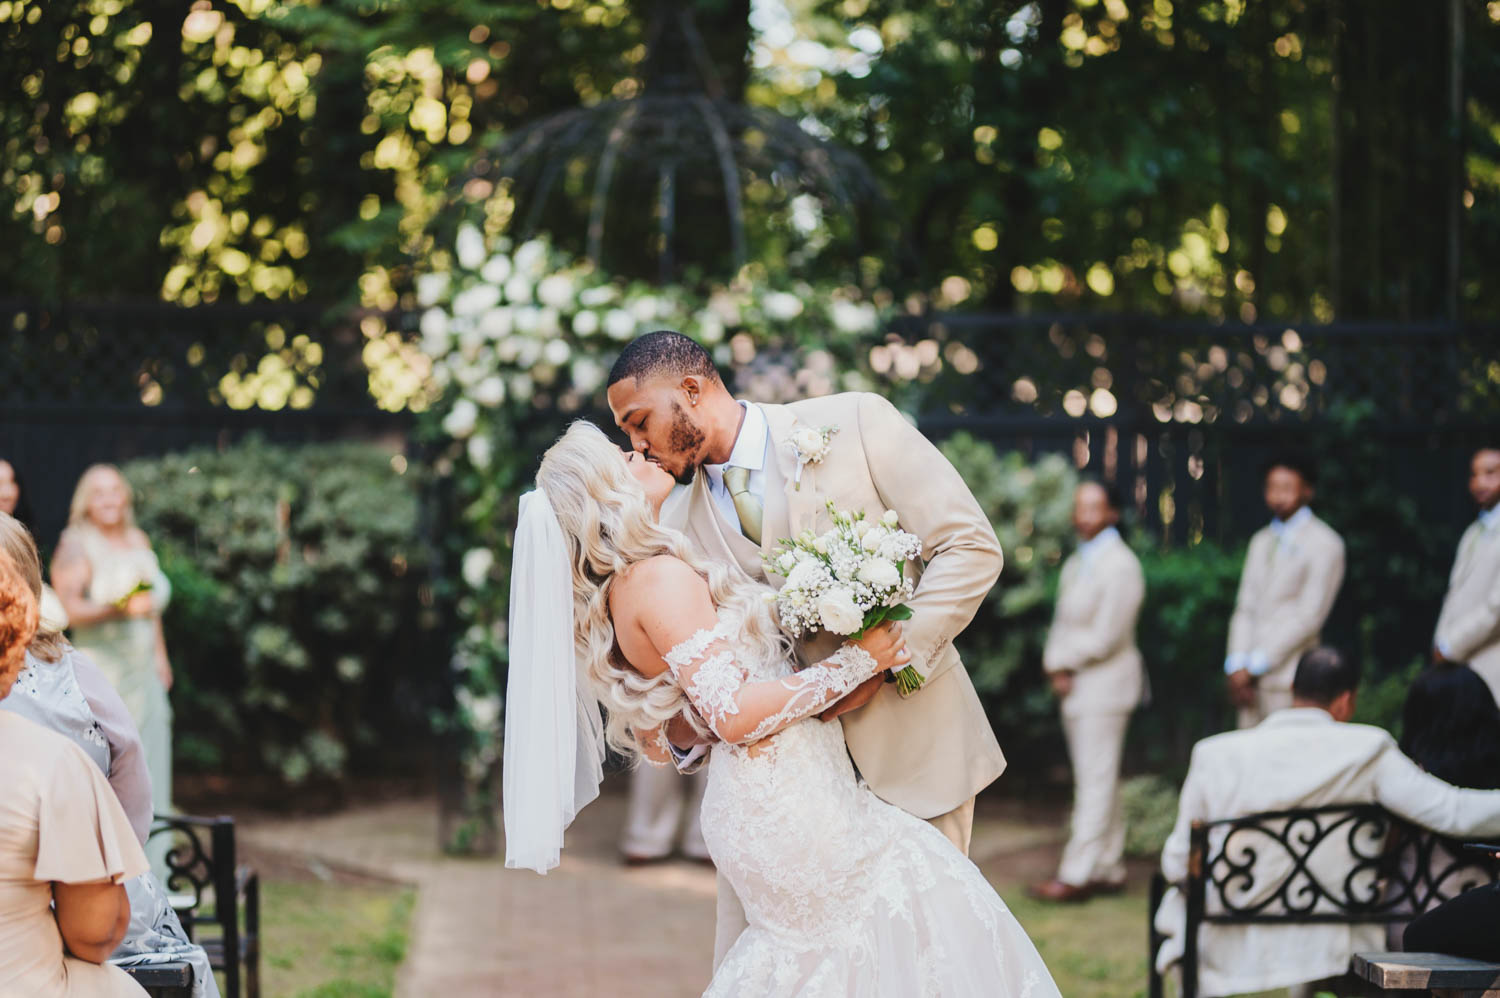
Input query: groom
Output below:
<box><xmin>607</xmin><ymin>330</ymin><xmax>1007</xmax><ymax>963</ymax></box>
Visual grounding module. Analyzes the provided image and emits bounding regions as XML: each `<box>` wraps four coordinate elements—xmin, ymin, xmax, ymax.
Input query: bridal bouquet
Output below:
<box><xmin>766</xmin><ymin>501</ymin><xmax>926</xmax><ymax>694</ymax></box>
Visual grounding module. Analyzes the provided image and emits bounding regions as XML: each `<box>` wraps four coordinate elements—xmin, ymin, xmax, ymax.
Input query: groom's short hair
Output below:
<box><xmin>608</xmin><ymin>330</ymin><xmax>722</xmax><ymax>389</ymax></box>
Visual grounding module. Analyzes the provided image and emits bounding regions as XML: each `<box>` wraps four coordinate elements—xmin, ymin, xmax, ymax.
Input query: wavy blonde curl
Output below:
<box><xmin>536</xmin><ymin>422</ymin><xmax>791</xmax><ymax>761</ymax></box>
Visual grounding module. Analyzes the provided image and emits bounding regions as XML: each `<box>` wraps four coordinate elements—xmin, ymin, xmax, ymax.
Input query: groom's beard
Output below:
<box><xmin>666</xmin><ymin>403</ymin><xmax>706</xmax><ymax>485</ymax></box>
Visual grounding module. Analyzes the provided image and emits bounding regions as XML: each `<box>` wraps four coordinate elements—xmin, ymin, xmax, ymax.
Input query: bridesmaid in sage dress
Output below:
<box><xmin>51</xmin><ymin>465</ymin><xmax>175</xmax><ymax>871</ymax></box>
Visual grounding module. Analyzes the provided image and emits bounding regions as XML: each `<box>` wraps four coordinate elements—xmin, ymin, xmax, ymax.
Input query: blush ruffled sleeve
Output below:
<box><xmin>33</xmin><ymin>738</ymin><xmax>149</xmax><ymax>885</ymax></box>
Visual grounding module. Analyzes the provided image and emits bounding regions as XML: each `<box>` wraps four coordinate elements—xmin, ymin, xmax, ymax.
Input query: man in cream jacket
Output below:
<box><xmin>1154</xmin><ymin>646</ymin><xmax>1500</xmax><ymax>998</ymax></box>
<box><xmin>1224</xmin><ymin>455</ymin><xmax>1345</xmax><ymax>727</ymax></box>
<box><xmin>607</xmin><ymin>330</ymin><xmax>1006</xmax><ymax>967</ymax></box>
<box><xmin>1433</xmin><ymin>445</ymin><xmax>1500</xmax><ymax>699</ymax></box>
<box><xmin>1031</xmin><ymin>480</ymin><xmax>1146</xmax><ymax>903</ymax></box>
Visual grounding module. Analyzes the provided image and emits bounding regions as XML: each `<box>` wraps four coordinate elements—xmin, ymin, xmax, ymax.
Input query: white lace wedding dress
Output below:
<box><xmin>662</xmin><ymin>607</ymin><xmax>1061</xmax><ymax>998</ymax></box>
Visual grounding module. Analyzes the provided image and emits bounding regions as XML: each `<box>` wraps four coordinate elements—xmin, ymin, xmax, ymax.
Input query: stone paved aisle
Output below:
<box><xmin>239</xmin><ymin>781</ymin><xmax>1066</xmax><ymax>998</ymax></box>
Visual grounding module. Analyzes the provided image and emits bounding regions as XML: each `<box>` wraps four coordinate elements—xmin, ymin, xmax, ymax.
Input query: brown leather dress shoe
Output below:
<box><xmin>1026</xmin><ymin>879</ymin><xmax>1093</xmax><ymax>903</ymax></box>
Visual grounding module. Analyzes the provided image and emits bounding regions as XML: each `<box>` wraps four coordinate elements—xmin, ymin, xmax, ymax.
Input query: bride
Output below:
<box><xmin>503</xmin><ymin>422</ymin><xmax>1060</xmax><ymax>997</ymax></box>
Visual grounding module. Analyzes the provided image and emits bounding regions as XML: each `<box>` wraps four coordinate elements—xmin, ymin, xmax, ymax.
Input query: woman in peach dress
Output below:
<box><xmin>0</xmin><ymin>557</ymin><xmax>149</xmax><ymax>997</ymax></box>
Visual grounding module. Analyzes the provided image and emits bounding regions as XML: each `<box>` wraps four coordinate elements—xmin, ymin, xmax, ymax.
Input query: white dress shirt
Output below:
<box><xmin>702</xmin><ymin>400</ymin><xmax>770</xmax><ymax>539</ymax></box>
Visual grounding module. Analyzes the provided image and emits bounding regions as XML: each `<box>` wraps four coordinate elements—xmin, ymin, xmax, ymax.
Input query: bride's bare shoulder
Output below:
<box><xmin>613</xmin><ymin>555</ymin><xmax>706</xmax><ymax>610</ymax></box>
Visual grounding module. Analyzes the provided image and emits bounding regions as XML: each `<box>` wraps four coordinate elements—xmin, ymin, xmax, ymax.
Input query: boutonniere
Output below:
<box><xmin>789</xmin><ymin>424</ymin><xmax>838</xmax><ymax>490</ymax></box>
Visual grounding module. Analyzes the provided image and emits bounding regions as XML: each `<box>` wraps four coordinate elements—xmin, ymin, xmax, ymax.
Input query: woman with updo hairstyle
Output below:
<box><xmin>0</xmin><ymin>555</ymin><xmax>152</xmax><ymax>997</ymax></box>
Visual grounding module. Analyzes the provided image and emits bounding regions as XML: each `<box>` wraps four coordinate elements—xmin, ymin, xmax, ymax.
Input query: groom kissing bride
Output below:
<box><xmin>502</xmin><ymin>329</ymin><xmax>1060</xmax><ymax>996</ymax></box>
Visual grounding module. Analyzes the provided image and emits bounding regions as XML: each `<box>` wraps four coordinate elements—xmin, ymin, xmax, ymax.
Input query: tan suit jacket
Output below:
<box><xmin>1154</xmin><ymin>708</ymin><xmax>1500</xmax><ymax>997</ymax></box>
<box><xmin>1226</xmin><ymin>512</ymin><xmax>1345</xmax><ymax>692</ymax></box>
<box><xmin>1434</xmin><ymin>517</ymin><xmax>1500</xmax><ymax>697</ymax></box>
<box><xmin>663</xmin><ymin>392</ymin><xmax>1006</xmax><ymax>819</ymax></box>
<box><xmin>1043</xmin><ymin>530</ymin><xmax>1147</xmax><ymax>718</ymax></box>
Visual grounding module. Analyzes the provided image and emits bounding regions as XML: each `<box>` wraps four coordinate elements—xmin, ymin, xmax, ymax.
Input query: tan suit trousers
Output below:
<box><xmin>711</xmin><ymin>796</ymin><xmax>976</xmax><ymax>971</ymax></box>
<box><xmin>619</xmin><ymin>764</ymin><xmax>709</xmax><ymax>861</ymax></box>
<box><xmin>1236</xmin><ymin>684</ymin><xmax>1296</xmax><ymax>729</ymax></box>
<box><xmin>1057</xmin><ymin>711</ymin><xmax>1131</xmax><ymax>887</ymax></box>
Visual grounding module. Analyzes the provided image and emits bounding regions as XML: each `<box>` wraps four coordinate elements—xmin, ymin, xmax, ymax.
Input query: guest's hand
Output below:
<box><xmin>820</xmin><ymin>674</ymin><xmax>883</xmax><ymax>721</ymax></box>
<box><xmin>123</xmin><ymin>591</ymin><xmax>154</xmax><ymax>617</ymax></box>
<box><xmin>1227</xmin><ymin>668</ymin><xmax>1256</xmax><ymax>707</ymax></box>
<box><xmin>1049</xmin><ymin>671</ymin><xmax>1075</xmax><ymax>698</ymax></box>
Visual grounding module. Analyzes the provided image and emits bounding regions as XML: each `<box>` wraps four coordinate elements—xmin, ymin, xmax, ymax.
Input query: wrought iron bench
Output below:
<box><xmin>148</xmin><ymin>814</ymin><xmax>261</xmax><ymax>998</ymax></box>
<box><xmin>1147</xmin><ymin>804</ymin><xmax>1500</xmax><ymax>998</ymax></box>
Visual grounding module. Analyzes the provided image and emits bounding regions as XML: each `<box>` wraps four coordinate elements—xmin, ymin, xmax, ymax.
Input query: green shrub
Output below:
<box><xmin>123</xmin><ymin>437</ymin><xmax>433</xmax><ymax>787</ymax></box>
<box><xmin>1121</xmin><ymin>774</ymin><xmax>1180</xmax><ymax>857</ymax></box>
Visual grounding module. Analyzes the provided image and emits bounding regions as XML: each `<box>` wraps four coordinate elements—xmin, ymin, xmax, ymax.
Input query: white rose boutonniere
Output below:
<box><xmin>790</xmin><ymin>424</ymin><xmax>838</xmax><ymax>490</ymax></box>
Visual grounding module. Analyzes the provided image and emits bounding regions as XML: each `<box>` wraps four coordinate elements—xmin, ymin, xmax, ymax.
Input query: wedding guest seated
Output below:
<box><xmin>0</xmin><ymin>556</ymin><xmax>150</xmax><ymax>997</ymax></box>
<box><xmin>1404</xmin><ymin>879</ymin><xmax>1500</xmax><ymax>961</ymax></box>
<box><xmin>1399</xmin><ymin>663</ymin><xmax>1500</xmax><ymax>791</ymax></box>
<box><xmin>0</xmin><ymin>514</ymin><xmax>219</xmax><ymax>997</ymax></box>
<box><xmin>1153</xmin><ymin>646</ymin><xmax>1500</xmax><ymax>998</ymax></box>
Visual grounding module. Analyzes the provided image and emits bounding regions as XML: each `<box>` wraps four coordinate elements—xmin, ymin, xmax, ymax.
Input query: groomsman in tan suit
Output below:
<box><xmin>1224</xmin><ymin>455</ymin><xmax>1345</xmax><ymax>728</ymax></box>
<box><xmin>1433</xmin><ymin>445</ymin><xmax>1500</xmax><ymax>699</ymax></box>
<box><xmin>606</xmin><ymin>331</ymin><xmax>1006</xmax><ymax>967</ymax></box>
<box><xmin>1030</xmin><ymin>481</ymin><xmax>1146</xmax><ymax>903</ymax></box>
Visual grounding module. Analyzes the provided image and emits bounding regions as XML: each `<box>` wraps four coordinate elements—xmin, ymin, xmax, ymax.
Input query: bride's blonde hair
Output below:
<box><xmin>536</xmin><ymin>422</ymin><xmax>790</xmax><ymax>760</ymax></box>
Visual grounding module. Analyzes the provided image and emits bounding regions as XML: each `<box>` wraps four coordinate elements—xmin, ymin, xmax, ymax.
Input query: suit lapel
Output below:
<box><xmin>689</xmin><ymin>470</ymin><xmax>764</xmax><ymax>579</ymax></box>
<box><xmin>760</xmin><ymin>403</ymin><xmax>819</xmax><ymax>550</ymax></box>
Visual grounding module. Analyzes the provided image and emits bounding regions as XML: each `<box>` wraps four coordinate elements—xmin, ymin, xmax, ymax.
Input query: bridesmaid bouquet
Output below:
<box><xmin>765</xmin><ymin>501</ymin><xmax>926</xmax><ymax>694</ymax></box>
<box><xmin>93</xmin><ymin>566</ymin><xmax>153</xmax><ymax>611</ymax></box>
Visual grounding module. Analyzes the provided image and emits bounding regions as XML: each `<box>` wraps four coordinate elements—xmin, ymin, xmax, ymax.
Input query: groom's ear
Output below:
<box><xmin>681</xmin><ymin>375</ymin><xmax>705</xmax><ymax>406</ymax></box>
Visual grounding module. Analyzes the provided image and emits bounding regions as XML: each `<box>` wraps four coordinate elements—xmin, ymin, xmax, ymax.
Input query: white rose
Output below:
<box><xmin>792</xmin><ymin>427</ymin><xmax>827</xmax><ymax>459</ymax></box>
<box><xmin>784</xmin><ymin>560</ymin><xmax>822</xmax><ymax>590</ymax></box>
<box><xmin>882</xmin><ymin>509</ymin><xmax>900</xmax><ymax>527</ymax></box>
<box><xmin>861</xmin><ymin>528</ymin><xmax>885</xmax><ymax>552</ymax></box>
<box><xmin>813</xmin><ymin>536</ymin><xmax>829</xmax><ymax>555</ymax></box>
<box><xmin>467</xmin><ymin>434</ymin><xmax>493</xmax><ymax>469</ymax></box>
<box><xmin>461</xmin><ymin>547</ymin><xmax>494</xmax><ymax>588</ymax></box>
<box><xmin>572</xmin><ymin>310</ymin><xmax>601</xmax><ymax>337</ymax></box>
<box><xmin>419</xmin><ymin>307</ymin><xmax>449</xmax><ymax>345</ymax></box>
<box><xmin>480</xmin><ymin>254</ymin><xmax>512</xmax><ymax>285</ymax></box>
<box><xmin>503</xmin><ymin>274</ymin><xmax>533</xmax><ymax>304</ymax></box>
<box><xmin>513</xmin><ymin>305</ymin><xmax>540</xmax><ymax>334</ymax></box>
<box><xmin>579</xmin><ymin>285</ymin><xmax>618</xmax><ymax>307</ymax></box>
<box><xmin>857</xmin><ymin>558</ymin><xmax>900</xmax><ymax>590</ymax></box>
<box><xmin>603</xmin><ymin>308</ymin><xmax>636</xmax><ymax>341</ymax></box>
<box><xmin>816</xmin><ymin>588</ymin><xmax>864</xmax><ymax>635</ymax></box>
<box><xmin>543</xmin><ymin>339</ymin><xmax>571</xmax><ymax>366</ymax></box>
<box><xmin>452</xmin><ymin>284</ymin><xmax>501</xmax><ymax>317</ymax></box>
<box><xmin>455</xmin><ymin>224</ymin><xmax>486</xmax><ymax>270</ymax></box>
<box><xmin>852</xmin><ymin>518</ymin><xmax>872</xmax><ymax>538</ymax></box>
<box><xmin>776</xmin><ymin>552</ymin><xmax>797</xmax><ymax>575</ymax></box>
<box><xmin>472</xmin><ymin>376</ymin><xmax>506</xmax><ymax>407</ymax></box>
<box><xmin>630</xmin><ymin>295</ymin><xmax>659</xmax><ymax>322</ymax></box>
<box><xmin>514</xmin><ymin>239</ymin><xmax>548</xmax><ymax>277</ymax></box>
<box><xmin>537</xmin><ymin>273</ymin><xmax>576</xmax><ymax>310</ymax></box>
<box><xmin>763</xmin><ymin>291</ymin><xmax>805</xmax><ymax>321</ymax></box>
<box><xmin>416</xmin><ymin>272</ymin><xmax>451</xmax><ymax>308</ymax></box>
<box><xmin>478</xmin><ymin>307</ymin><xmax>513</xmax><ymax>340</ymax></box>
<box><xmin>536</xmin><ymin>307</ymin><xmax>562</xmax><ymax>337</ymax></box>
<box><xmin>570</xmin><ymin>358</ymin><xmax>605</xmax><ymax>394</ymax></box>
<box><xmin>442</xmin><ymin>398</ymin><xmax>479</xmax><ymax>438</ymax></box>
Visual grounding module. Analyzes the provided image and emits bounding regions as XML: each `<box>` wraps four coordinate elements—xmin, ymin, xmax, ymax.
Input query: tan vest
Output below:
<box><xmin>662</xmin><ymin>393</ymin><xmax>1006</xmax><ymax>819</ymax></box>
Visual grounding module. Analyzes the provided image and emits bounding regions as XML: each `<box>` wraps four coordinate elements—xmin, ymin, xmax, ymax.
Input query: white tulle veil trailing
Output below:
<box><xmin>502</xmin><ymin>487</ymin><xmax>607</xmax><ymax>874</ymax></box>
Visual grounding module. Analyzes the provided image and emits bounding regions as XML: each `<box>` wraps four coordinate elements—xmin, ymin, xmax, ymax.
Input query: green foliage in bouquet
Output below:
<box><xmin>123</xmin><ymin>437</ymin><xmax>434</xmax><ymax>788</ymax></box>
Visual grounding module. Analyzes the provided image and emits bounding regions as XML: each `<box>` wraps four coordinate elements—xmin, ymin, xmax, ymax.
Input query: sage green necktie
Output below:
<box><xmin>722</xmin><ymin>466</ymin><xmax>763</xmax><ymax>545</ymax></box>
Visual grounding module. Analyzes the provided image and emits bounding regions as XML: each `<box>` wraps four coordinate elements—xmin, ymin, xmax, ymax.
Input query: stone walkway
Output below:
<box><xmin>239</xmin><ymin>779</ymin><xmax>1068</xmax><ymax>998</ymax></box>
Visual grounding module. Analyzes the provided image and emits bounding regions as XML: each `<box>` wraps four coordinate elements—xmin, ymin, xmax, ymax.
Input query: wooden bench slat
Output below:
<box><xmin>1354</xmin><ymin>952</ymin><xmax>1500</xmax><ymax>989</ymax></box>
<box><xmin>119</xmin><ymin>961</ymin><xmax>194</xmax><ymax>986</ymax></box>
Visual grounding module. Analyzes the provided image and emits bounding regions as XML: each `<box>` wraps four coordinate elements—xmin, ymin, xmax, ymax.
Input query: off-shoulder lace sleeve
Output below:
<box><xmin>664</xmin><ymin>625</ymin><xmax>883</xmax><ymax>746</ymax></box>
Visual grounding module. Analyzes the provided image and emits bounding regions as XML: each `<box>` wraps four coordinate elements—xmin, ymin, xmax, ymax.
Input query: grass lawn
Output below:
<box><xmin>256</xmin><ymin>878</ymin><xmax>415</xmax><ymax>998</ymax></box>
